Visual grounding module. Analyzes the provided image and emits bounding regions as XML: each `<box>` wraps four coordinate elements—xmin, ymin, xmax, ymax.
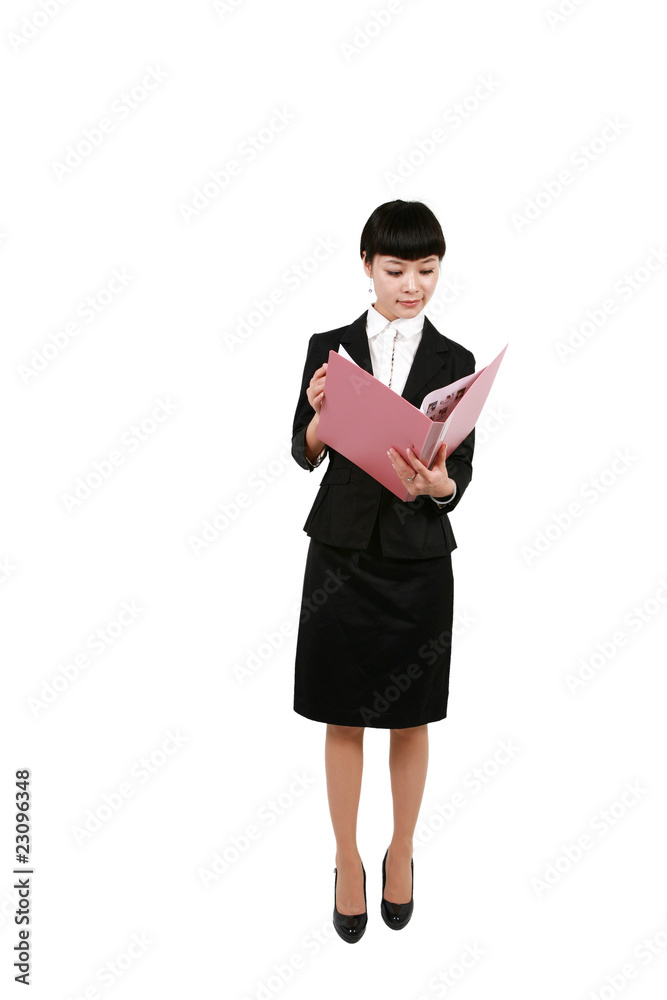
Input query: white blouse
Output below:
<box><xmin>366</xmin><ymin>301</ymin><xmax>425</xmax><ymax>395</ymax></box>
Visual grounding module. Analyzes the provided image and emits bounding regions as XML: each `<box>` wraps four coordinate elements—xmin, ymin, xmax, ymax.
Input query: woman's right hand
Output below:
<box><xmin>306</xmin><ymin>362</ymin><xmax>327</xmax><ymax>414</ymax></box>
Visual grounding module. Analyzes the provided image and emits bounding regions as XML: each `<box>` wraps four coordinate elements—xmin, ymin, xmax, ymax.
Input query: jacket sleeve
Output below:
<box><xmin>432</xmin><ymin>349</ymin><xmax>476</xmax><ymax>516</ymax></box>
<box><xmin>291</xmin><ymin>334</ymin><xmax>329</xmax><ymax>472</ymax></box>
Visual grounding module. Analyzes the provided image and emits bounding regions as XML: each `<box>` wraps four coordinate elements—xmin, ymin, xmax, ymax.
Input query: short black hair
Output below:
<box><xmin>360</xmin><ymin>199</ymin><xmax>446</xmax><ymax>266</ymax></box>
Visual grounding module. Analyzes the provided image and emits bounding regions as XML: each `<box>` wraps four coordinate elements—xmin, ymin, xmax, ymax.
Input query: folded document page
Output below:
<box><xmin>317</xmin><ymin>343</ymin><xmax>508</xmax><ymax>501</ymax></box>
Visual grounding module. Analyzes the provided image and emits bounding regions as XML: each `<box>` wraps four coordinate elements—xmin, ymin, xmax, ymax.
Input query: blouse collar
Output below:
<box><xmin>366</xmin><ymin>302</ymin><xmax>425</xmax><ymax>339</ymax></box>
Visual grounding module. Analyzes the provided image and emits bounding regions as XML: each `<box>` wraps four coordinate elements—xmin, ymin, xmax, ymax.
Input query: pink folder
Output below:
<box><xmin>316</xmin><ymin>344</ymin><xmax>508</xmax><ymax>501</ymax></box>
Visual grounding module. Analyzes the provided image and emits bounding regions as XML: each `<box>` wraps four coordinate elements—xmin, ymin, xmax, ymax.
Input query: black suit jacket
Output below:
<box><xmin>291</xmin><ymin>309</ymin><xmax>476</xmax><ymax>559</ymax></box>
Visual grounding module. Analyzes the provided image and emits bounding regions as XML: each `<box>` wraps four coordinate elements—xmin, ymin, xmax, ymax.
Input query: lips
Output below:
<box><xmin>399</xmin><ymin>300</ymin><xmax>420</xmax><ymax>306</ymax></box>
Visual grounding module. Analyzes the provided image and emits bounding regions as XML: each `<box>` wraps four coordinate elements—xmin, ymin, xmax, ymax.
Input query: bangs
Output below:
<box><xmin>360</xmin><ymin>200</ymin><xmax>446</xmax><ymax>263</ymax></box>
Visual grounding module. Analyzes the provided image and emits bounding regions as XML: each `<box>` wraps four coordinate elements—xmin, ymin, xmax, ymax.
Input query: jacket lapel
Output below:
<box><xmin>338</xmin><ymin>311</ymin><xmax>374</xmax><ymax>372</ymax></box>
<box><xmin>338</xmin><ymin>310</ymin><xmax>450</xmax><ymax>407</ymax></box>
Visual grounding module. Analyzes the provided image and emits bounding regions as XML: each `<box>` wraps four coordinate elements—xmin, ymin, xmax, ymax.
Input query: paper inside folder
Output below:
<box><xmin>337</xmin><ymin>344</ymin><xmax>357</xmax><ymax>365</ymax></box>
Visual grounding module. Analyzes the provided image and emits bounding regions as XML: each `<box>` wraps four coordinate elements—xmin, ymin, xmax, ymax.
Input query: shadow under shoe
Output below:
<box><xmin>333</xmin><ymin>861</ymin><xmax>367</xmax><ymax>943</ymax></box>
<box><xmin>380</xmin><ymin>847</ymin><xmax>414</xmax><ymax>930</ymax></box>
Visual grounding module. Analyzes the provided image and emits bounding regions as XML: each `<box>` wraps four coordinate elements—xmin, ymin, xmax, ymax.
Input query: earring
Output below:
<box><xmin>368</xmin><ymin>273</ymin><xmax>373</xmax><ymax>293</ymax></box>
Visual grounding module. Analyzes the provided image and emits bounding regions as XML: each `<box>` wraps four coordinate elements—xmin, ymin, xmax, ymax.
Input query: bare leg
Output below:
<box><xmin>384</xmin><ymin>724</ymin><xmax>429</xmax><ymax>903</ymax></box>
<box><xmin>325</xmin><ymin>723</ymin><xmax>365</xmax><ymax>914</ymax></box>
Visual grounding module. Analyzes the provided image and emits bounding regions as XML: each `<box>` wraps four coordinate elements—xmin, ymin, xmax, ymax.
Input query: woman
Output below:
<box><xmin>290</xmin><ymin>200</ymin><xmax>476</xmax><ymax>942</ymax></box>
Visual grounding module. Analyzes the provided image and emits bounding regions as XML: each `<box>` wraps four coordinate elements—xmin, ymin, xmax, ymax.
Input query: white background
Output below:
<box><xmin>1</xmin><ymin>0</ymin><xmax>666</xmax><ymax>997</ymax></box>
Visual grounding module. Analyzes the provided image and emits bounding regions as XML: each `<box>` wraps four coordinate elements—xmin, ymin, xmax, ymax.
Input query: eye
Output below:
<box><xmin>385</xmin><ymin>269</ymin><xmax>435</xmax><ymax>276</ymax></box>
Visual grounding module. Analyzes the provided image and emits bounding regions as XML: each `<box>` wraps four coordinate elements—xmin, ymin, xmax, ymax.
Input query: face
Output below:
<box><xmin>363</xmin><ymin>252</ymin><xmax>440</xmax><ymax>322</ymax></box>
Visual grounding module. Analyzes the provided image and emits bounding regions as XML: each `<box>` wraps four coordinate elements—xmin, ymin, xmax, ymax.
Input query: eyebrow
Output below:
<box><xmin>384</xmin><ymin>257</ymin><xmax>437</xmax><ymax>264</ymax></box>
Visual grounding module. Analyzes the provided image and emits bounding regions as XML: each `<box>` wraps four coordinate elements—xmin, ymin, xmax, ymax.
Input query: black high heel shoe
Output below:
<box><xmin>333</xmin><ymin>859</ymin><xmax>367</xmax><ymax>943</ymax></box>
<box><xmin>381</xmin><ymin>847</ymin><xmax>414</xmax><ymax>930</ymax></box>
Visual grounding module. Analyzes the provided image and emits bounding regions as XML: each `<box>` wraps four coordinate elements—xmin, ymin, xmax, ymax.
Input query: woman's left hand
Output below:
<box><xmin>387</xmin><ymin>441</ymin><xmax>455</xmax><ymax>498</ymax></box>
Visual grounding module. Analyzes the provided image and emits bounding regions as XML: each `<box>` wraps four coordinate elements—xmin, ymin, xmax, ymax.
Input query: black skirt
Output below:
<box><xmin>293</xmin><ymin>511</ymin><xmax>455</xmax><ymax>729</ymax></box>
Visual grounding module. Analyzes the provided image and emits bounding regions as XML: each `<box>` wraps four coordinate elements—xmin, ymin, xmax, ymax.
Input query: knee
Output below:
<box><xmin>327</xmin><ymin>723</ymin><xmax>365</xmax><ymax>739</ymax></box>
<box><xmin>390</xmin><ymin>724</ymin><xmax>427</xmax><ymax>738</ymax></box>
